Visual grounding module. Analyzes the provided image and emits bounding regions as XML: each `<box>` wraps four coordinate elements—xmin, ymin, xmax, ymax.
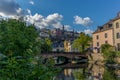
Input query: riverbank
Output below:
<box><xmin>88</xmin><ymin>53</ymin><xmax>105</xmax><ymax>65</ymax></box>
<box><xmin>88</xmin><ymin>53</ymin><xmax>120</xmax><ymax>64</ymax></box>
<box><xmin>55</xmin><ymin>53</ymin><xmax>120</xmax><ymax>80</ymax></box>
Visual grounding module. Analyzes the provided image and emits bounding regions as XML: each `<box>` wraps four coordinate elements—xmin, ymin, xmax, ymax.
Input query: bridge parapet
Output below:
<box><xmin>41</xmin><ymin>52</ymin><xmax>87</xmax><ymax>59</ymax></box>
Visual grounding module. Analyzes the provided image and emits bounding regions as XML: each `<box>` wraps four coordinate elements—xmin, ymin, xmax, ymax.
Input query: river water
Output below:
<box><xmin>54</xmin><ymin>62</ymin><xmax>120</xmax><ymax>80</ymax></box>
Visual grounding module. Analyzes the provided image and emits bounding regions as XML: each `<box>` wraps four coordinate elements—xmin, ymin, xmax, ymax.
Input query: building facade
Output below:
<box><xmin>112</xmin><ymin>13</ymin><xmax>120</xmax><ymax>51</ymax></box>
<box><xmin>93</xmin><ymin>24</ymin><xmax>114</xmax><ymax>53</ymax></box>
<box><xmin>64</xmin><ymin>40</ymin><xmax>72</xmax><ymax>52</ymax></box>
<box><xmin>93</xmin><ymin>12</ymin><xmax>120</xmax><ymax>53</ymax></box>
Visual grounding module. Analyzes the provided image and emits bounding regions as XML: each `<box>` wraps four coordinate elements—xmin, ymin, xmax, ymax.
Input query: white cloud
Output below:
<box><xmin>74</xmin><ymin>16</ymin><xmax>93</xmax><ymax>26</ymax></box>
<box><xmin>64</xmin><ymin>25</ymin><xmax>71</xmax><ymax>30</ymax></box>
<box><xmin>25</xmin><ymin>13</ymin><xmax>43</xmax><ymax>24</ymax></box>
<box><xmin>44</xmin><ymin>13</ymin><xmax>63</xmax><ymax>28</ymax></box>
<box><xmin>24</xmin><ymin>13</ymin><xmax>69</xmax><ymax>29</ymax></box>
<box><xmin>29</xmin><ymin>1</ymin><xmax>34</xmax><ymax>5</ymax></box>
<box><xmin>0</xmin><ymin>0</ymin><xmax>70</xmax><ymax>30</ymax></box>
<box><xmin>84</xmin><ymin>29</ymin><xmax>93</xmax><ymax>35</ymax></box>
<box><xmin>0</xmin><ymin>0</ymin><xmax>24</xmax><ymax>17</ymax></box>
<box><xmin>16</xmin><ymin>8</ymin><xmax>23</xmax><ymax>14</ymax></box>
<box><xmin>27</xmin><ymin>9</ymin><xmax>31</xmax><ymax>15</ymax></box>
<box><xmin>0</xmin><ymin>0</ymin><xmax>69</xmax><ymax>30</ymax></box>
<box><xmin>77</xmin><ymin>31</ymin><xmax>82</xmax><ymax>33</ymax></box>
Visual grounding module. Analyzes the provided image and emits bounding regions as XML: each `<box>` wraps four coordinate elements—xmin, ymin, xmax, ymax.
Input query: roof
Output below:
<box><xmin>93</xmin><ymin>20</ymin><xmax>113</xmax><ymax>34</ymax></box>
<box><xmin>93</xmin><ymin>13</ymin><xmax>120</xmax><ymax>34</ymax></box>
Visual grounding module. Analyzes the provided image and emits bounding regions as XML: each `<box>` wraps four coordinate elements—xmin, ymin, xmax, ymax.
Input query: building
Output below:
<box><xmin>39</xmin><ymin>32</ymin><xmax>50</xmax><ymax>38</ymax></box>
<box><xmin>112</xmin><ymin>12</ymin><xmax>120</xmax><ymax>51</ymax></box>
<box><xmin>93</xmin><ymin>24</ymin><xmax>114</xmax><ymax>53</ymax></box>
<box><xmin>93</xmin><ymin>12</ymin><xmax>120</xmax><ymax>53</ymax></box>
<box><xmin>50</xmin><ymin>26</ymin><xmax>79</xmax><ymax>52</ymax></box>
<box><xmin>39</xmin><ymin>28</ymin><xmax>50</xmax><ymax>38</ymax></box>
<box><xmin>64</xmin><ymin>40</ymin><xmax>72</xmax><ymax>52</ymax></box>
<box><xmin>39</xmin><ymin>25</ymin><xmax>80</xmax><ymax>52</ymax></box>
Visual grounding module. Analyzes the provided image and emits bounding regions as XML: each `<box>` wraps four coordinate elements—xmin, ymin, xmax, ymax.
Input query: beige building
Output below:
<box><xmin>93</xmin><ymin>22</ymin><xmax>114</xmax><ymax>53</ymax></box>
<box><xmin>93</xmin><ymin>12</ymin><xmax>120</xmax><ymax>53</ymax></box>
<box><xmin>112</xmin><ymin>13</ymin><xmax>120</xmax><ymax>51</ymax></box>
<box><xmin>64</xmin><ymin>40</ymin><xmax>72</xmax><ymax>52</ymax></box>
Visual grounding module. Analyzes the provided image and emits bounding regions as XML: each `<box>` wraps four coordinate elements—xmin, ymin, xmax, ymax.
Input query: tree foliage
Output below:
<box><xmin>72</xmin><ymin>33</ymin><xmax>92</xmax><ymax>53</ymax></box>
<box><xmin>73</xmin><ymin>68</ymin><xmax>86</xmax><ymax>80</ymax></box>
<box><xmin>0</xmin><ymin>19</ymin><xmax>40</xmax><ymax>57</ymax></box>
<box><xmin>101</xmin><ymin>44</ymin><xmax>114</xmax><ymax>54</ymax></box>
<box><xmin>101</xmin><ymin>44</ymin><xmax>116</xmax><ymax>63</ymax></box>
<box><xmin>0</xmin><ymin>19</ymin><xmax>59</xmax><ymax>80</ymax></box>
<box><xmin>103</xmin><ymin>68</ymin><xmax>118</xmax><ymax>80</ymax></box>
<box><xmin>40</xmin><ymin>38</ymin><xmax>52</xmax><ymax>52</ymax></box>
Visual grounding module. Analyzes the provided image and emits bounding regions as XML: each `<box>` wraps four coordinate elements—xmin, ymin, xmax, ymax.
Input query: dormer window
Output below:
<box><xmin>108</xmin><ymin>24</ymin><xmax>112</xmax><ymax>27</ymax></box>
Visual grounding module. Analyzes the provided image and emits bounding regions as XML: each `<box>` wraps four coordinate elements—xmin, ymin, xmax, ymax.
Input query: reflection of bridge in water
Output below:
<box><xmin>55</xmin><ymin>63</ymin><xmax>88</xmax><ymax>68</ymax></box>
<box><xmin>54</xmin><ymin>63</ymin><xmax>88</xmax><ymax>80</ymax></box>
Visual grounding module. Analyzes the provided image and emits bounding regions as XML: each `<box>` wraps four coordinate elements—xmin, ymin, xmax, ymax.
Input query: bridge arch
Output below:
<box><xmin>41</xmin><ymin>52</ymin><xmax>88</xmax><ymax>64</ymax></box>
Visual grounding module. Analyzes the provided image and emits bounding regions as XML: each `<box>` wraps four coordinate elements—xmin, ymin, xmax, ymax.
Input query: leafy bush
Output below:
<box><xmin>103</xmin><ymin>68</ymin><xmax>118</xmax><ymax>80</ymax></box>
<box><xmin>0</xmin><ymin>19</ymin><xmax>59</xmax><ymax>80</ymax></box>
<box><xmin>101</xmin><ymin>44</ymin><xmax>114</xmax><ymax>54</ymax></box>
<box><xmin>101</xmin><ymin>44</ymin><xmax>116</xmax><ymax>63</ymax></box>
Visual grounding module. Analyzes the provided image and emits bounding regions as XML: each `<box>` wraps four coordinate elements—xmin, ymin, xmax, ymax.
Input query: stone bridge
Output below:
<box><xmin>41</xmin><ymin>52</ymin><xmax>88</xmax><ymax>59</ymax></box>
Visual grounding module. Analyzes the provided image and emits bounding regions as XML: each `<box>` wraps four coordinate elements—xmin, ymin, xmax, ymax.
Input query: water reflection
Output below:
<box><xmin>54</xmin><ymin>61</ymin><xmax>120</xmax><ymax>80</ymax></box>
<box><xmin>87</xmin><ymin>62</ymin><xmax>104</xmax><ymax>80</ymax></box>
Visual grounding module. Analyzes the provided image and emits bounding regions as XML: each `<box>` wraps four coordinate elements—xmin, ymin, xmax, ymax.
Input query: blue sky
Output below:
<box><xmin>0</xmin><ymin>0</ymin><xmax>120</xmax><ymax>34</ymax></box>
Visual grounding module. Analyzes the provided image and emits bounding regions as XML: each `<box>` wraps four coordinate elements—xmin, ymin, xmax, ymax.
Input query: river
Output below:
<box><xmin>54</xmin><ymin>61</ymin><xmax>120</xmax><ymax>80</ymax></box>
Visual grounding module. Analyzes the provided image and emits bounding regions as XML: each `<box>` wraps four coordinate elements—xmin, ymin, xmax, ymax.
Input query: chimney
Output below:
<box><xmin>117</xmin><ymin>12</ymin><xmax>120</xmax><ymax>17</ymax></box>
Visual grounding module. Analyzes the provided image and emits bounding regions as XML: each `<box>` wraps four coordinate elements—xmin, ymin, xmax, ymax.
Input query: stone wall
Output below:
<box><xmin>89</xmin><ymin>53</ymin><xmax>104</xmax><ymax>61</ymax></box>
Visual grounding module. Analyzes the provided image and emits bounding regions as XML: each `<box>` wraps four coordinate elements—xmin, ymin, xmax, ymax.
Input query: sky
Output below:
<box><xmin>0</xmin><ymin>0</ymin><xmax>120</xmax><ymax>35</ymax></box>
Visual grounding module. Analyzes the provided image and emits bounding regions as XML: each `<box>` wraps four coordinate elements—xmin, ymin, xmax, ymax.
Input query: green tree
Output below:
<box><xmin>101</xmin><ymin>44</ymin><xmax>115</xmax><ymax>63</ymax></box>
<box><xmin>0</xmin><ymin>19</ymin><xmax>59</xmax><ymax>80</ymax></box>
<box><xmin>103</xmin><ymin>68</ymin><xmax>118</xmax><ymax>80</ymax></box>
<box><xmin>101</xmin><ymin>44</ymin><xmax>114</xmax><ymax>54</ymax></box>
<box><xmin>40</xmin><ymin>38</ymin><xmax>52</xmax><ymax>52</ymax></box>
<box><xmin>0</xmin><ymin>19</ymin><xmax>40</xmax><ymax>57</ymax></box>
<box><xmin>73</xmin><ymin>68</ymin><xmax>86</xmax><ymax>80</ymax></box>
<box><xmin>73</xmin><ymin>33</ymin><xmax>92</xmax><ymax>53</ymax></box>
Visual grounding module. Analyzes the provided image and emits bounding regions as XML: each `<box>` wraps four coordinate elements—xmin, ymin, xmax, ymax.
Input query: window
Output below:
<box><xmin>97</xmin><ymin>48</ymin><xmax>100</xmax><ymax>53</ymax></box>
<box><xmin>105</xmin><ymin>41</ymin><xmax>108</xmax><ymax>44</ymax></box>
<box><xmin>108</xmin><ymin>24</ymin><xmax>112</xmax><ymax>27</ymax></box>
<box><xmin>99</xmin><ymin>27</ymin><xmax>103</xmax><ymax>30</ymax></box>
<box><xmin>116</xmin><ymin>22</ymin><xmax>119</xmax><ymax>28</ymax></box>
<box><xmin>116</xmin><ymin>32</ymin><xmax>120</xmax><ymax>39</ymax></box>
<box><xmin>96</xmin><ymin>35</ymin><xmax>99</xmax><ymax>40</ymax></box>
<box><xmin>117</xmin><ymin>43</ymin><xmax>120</xmax><ymax>51</ymax></box>
<box><xmin>105</xmin><ymin>33</ymin><xmax>107</xmax><ymax>38</ymax></box>
<box><xmin>97</xmin><ymin>42</ymin><xmax>99</xmax><ymax>47</ymax></box>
